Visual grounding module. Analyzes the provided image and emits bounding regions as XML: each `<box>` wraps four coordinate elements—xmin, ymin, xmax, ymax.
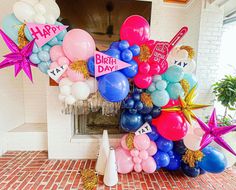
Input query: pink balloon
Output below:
<box><xmin>62</xmin><ymin>29</ymin><xmax>96</xmax><ymax>62</ymax></box>
<box><xmin>139</xmin><ymin>62</ymin><xmax>150</xmax><ymax>74</ymax></box>
<box><xmin>115</xmin><ymin>147</ymin><xmax>134</xmax><ymax>174</ymax></box>
<box><xmin>133</xmin><ymin>73</ymin><xmax>152</xmax><ymax>89</ymax></box>
<box><xmin>50</xmin><ymin>61</ymin><xmax>59</xmax><ymax>69</ymax></box>
<box><xmin>120</xmin><ymin>134</ymin><xmax>129</xmax><ymax>150</ymax></box>
<box><xmin>66</xmin><ymin>68</ymin><xmax>85</xmax><ymax>82</ymax></box>
<box><xmin>58</xmin><ymin>56</ymin><xmax>70</xmax><ymax>66</ymax></box>
<box><xmin>139</xmin><ymin>150</ymin><xmax>149</xmax><ymax>160</ymax></box>
<box><xmin>146</xmin><ymin>141</ymin><xmax>157</xmax><ymax>156</ymax></box>
<box><xmin>130</xmin><ymin>148</ymin><xmax>139</xmax><ymax>157</ymax></box>
<box><xmin>141</xmin><ymin>157</ymin><xmax>156</xmax><ymax>173</ymax></box>
<box><xmin>120</xmin><ymin>15</ymin><xmax>150</xmax><ymax>46</ymax></box>
<box><xmin>133</xmin><ymin>134</ymin><xmax>150</xmax><ymax>150</ymax></box>
<box><xmin>50</xmin><ymin>45</ymin><xmax>65</xmax><ymax>62</ymax></box>
<box><xmin>134</xmin><ymin>164</ymin><xmax>142</xmax><ymax>173</ymax></box>
<box><xmin>133</xmin><ymin>156</ymin><xmax>142</xmax><ymax>164</ymax></box>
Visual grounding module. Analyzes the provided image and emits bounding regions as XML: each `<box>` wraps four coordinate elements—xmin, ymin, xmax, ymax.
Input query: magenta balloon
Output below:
<box><xmin>62</xmin><ymin>29</ymin><xmax>95</xmax><ymax>62</ymax></box>
<box><xmin>120</xmin><ymin>15</ymin><xmax>150</xmax><ymax>46</ymax></box>
<box><xmin>115</xmin><ymin>147</ymin><xmax>134</xmax><ymax>174</ymax></box>
<box><xmin>133</xmin><ymin>73</ymin><xmax>152</xmax><ymax>89</ymax></box>
<box><xmin>141</xmin><ymin>157</ymin><xmax>156</xmax><ymax>173</ymax></box>
<box><xmin>133</xmin><ymin>134</ymin><xmax>150</xmax><ymax>150</ymax></box>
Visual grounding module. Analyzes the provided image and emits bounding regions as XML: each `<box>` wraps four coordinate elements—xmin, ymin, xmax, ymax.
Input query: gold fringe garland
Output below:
<box><xmin>182</xmin><ymin>149</ymin><xmax>204</xmax><ymax>168</ymax></box>
<box><xmin>180</xmin><ymin>46</ymin><xmax>195</xmax><ymax>60</ymax></box>
<box><xmin>81</xmin><ymin>169</ymin><xmax>98</xmax><ymax>190</ymax></box>
<box><xmin>138</xmin><ymin>44</ymin><xmax>151</xmax><ymax>62</ymax></box>
<box><xmin>141</xmin><ymin>92</ymin><xmax>153</xmax><ymax>107</ymax></box>
<box><xmin>180</xmin><ymin>79</ymin><xmax>190</xmax><ymax>96</ymax></box>
<box><xmin>126</xmin><ymin>133</ymin><xmax>135</xmax><ymax>150</ymax></box>
<box><xmin>18</xmin><ymin>24</ymin><xmax>29</xmax><ymax>49</ymax></box>
<box><xmin>69</xmin><ymin>60</ymin><xmax>90</xmax><ymax>79</ymax></box>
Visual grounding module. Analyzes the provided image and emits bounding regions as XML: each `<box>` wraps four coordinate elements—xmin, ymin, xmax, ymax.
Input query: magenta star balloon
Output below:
<box><xmin>0</xmin><ymin>29</ymin><xmax>36</xmax><ymax>82</ymax></box>
<box><xmin>196</xmin><ymin>108</ymin><xmax>236</xmax><ymax>156</ymax></box>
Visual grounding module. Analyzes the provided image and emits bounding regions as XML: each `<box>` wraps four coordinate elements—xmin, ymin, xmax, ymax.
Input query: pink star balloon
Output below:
<box><xmin>196</xmin><ymin>108</ymin><xmax>236</xmax><ymax>156</ymax></box>
<box><xmin>0</xmin><ymin>29</ymin><xmax>36</xmax><ymax>82</ymax></box>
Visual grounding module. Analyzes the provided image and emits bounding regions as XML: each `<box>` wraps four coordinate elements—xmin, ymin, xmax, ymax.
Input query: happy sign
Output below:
<box><xmin>94</xmin><ymin>51</ymin><xmax>131</xmax><ymax>77</ymax></box>
<box><xmin>135</xmin><ymin>122</ymin><xmax>152</xmax><ymax>136</ymax></box>
<box><xmin>26</xmin><ymin>23</ymin><xmax>68</xmax><ymax>47</ymax></box>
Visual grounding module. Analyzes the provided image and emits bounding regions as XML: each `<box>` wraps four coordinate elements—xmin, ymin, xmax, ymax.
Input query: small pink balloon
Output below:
<box><xmin>139</xmin><ymin>62</ymin><xmax>150</xmax><ymax>74</ymax></box>
<box><xmin>62</xmin><ymin>29</ymin><xmax>96</xmax><ymax>62</ymax></box>
<box><xmin>133</xmin><ymin>73</ymin><xmax>152</xmax><ymax>89</ymax></box>
<box><xmin>50</xmin><ymin>45</ymin><xmax>65</xmax><ymax>62</ymax></box>
<box><xmin>115</xmin><ymin>147</ymin><xmax>134</xmax><ymax>174</ymax></box>
<box><xmin>58</xmin><ymin>56</ymin><xmax>70</xmax><ymax>66</ymax></box>
<box><xmin>133</xmin><ymin>134</ymin><xmax>150</xmax><ymax>150</ymax></box>
<box><xmin>130</xmin><ymin>148</ymin><xmax>139</xmax><ymax>157</ymax></box>
<box><xmin>133</xmin><ymin>156</ymin><xmax>142</xmax><ymax>164</ymax></box>
<box><xmin>146</xmin><ymin>141</ymin><xmax>157</xmax><ymax>156</ymax></box>
<box><xmin>141</xmin><ymin>157</ymin><xmax>156</xmax><ymax>173</ymax></box>
<box><xmin>120</xmin><ymin>134</ymin><xmax>129</xmax><ymax>150</ymax></box>
<box><xmin>139</xmin><ymin>150</ymin><xmax>149</xmax><ymax>160</ymax></box>
<box><xmin>50</xmin><ymin>61</ymin><xmax>59</xmax><ymax>69</ymax></box>
<box><xmin>66</xmin><ymin>68</ymin><xmax>85</xmax><ymax>82</ymax></box>
<box><xmin>134</xmin><ymin>164</ymin><xmax>142</xmax><ymax>173</ymax></box>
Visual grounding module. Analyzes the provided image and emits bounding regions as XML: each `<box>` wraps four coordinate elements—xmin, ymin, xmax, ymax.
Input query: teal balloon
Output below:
<box><xmin>42</xmin><ymin>45</ymin><xmax>51</xmax><ymax>52</ymax></box>
<box><xmin>153</xmin><ymin>75</ymin><xmax>162</xmax><ymax>82</ymax></box>
<box><xmin>2</xmin><ymin>14</ymin><xmax>22</xmax><ymax>44</ymax></box>
<box><xmin>199</xmin><ymin>146</ymin><xmax>227</xmax><ymax>174</ymax></box>
<box><xmin>33</xmin><ymin>44</ymin><xmax>40</xmax><ymax>53</ymax></box>
<box><xmin>30</xmin><ymin>54</ymin><xmax>41</xmax><ymax>64</ymax></box>
<box><xmin>148</xmin><ymin>83</ymin><xmax>156</xmax><ymax>92</ymax></box>
<box><xmin>55</xmin><ymin>21</ymin><xmax>67</xmax><ymax>41</ymax></box>
<box><xmin>24</xmin><ymin>26</ymin><xmax>33</xmax><ymax>41</ymax></box>
<box><xmin>48</xmin><ymin>37</ymin><xmax>59</xmax><ymax>46</ymax></box>
<box><xmin>38</xmin><ymin>62</ymin><xmax>50</xmax><ymax>74</ymax></box>
<box><xmin>166</xmin><ymin>83</ymin><xmax>184</xmax><ymax>100</ymax></box>
<box><xmin>164</xmin><ymin>65</ymin><xmax>184</xmax><ymax>82</ymax></box>
<box><xmin>155</xmin><ymin>80</ymin><xmax>167</xmax><ymax>90</ymax></box>
<box><xmin>38</xmin><ymin>51</ymin><xmax>50</xmax><ymax>62</ymax></box>
<box><xmin>183</xmin><ymin>73</ymin><xmax>197</xmax><ymax>89</ymax></box>
<box><xmin>151</xmin><ymin>90</ymin><xmax>170</xmax><ymax>107</ymax></box>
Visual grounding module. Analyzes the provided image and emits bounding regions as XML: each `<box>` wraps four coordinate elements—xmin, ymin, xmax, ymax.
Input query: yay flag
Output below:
<box><xmin>26</xmin><ymin>23</ymin><xmax>68</xmax><ymax>47</ymax></box>
<box><xmin>135</xmin><ymin>122</ymin><xmax>152</xmax><ymax>136</ymax></box>
<box><xmin>94</xmin><ymin>51</ymin><xmax>131</xmax><ymax>77</ymax></box>
<box><xmin>47</xmin><ymin>65</ymin><xmax>68</xmax><ymax>82</ymax></box>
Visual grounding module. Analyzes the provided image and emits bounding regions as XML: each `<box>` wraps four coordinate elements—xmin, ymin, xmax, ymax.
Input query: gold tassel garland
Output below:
<box><xmin>180</xmin><ymin>79</ymin><xmax>190</xmax><ymax>96</ymax></box>
<box><xmin>18</xmin><ymin>24</ymin><xmax>29</xmax><ymax>49</ymax></box>
<box><xmin>182</xmin><ymin>149</ymin><xmax>204</xmax><ymax>168</ymax></box>
<box><xmin>81</xmin><ymin>169</ymin><xmax>98</xmax><ymax>190</ymax></box>
<box><xmin>126</xmin><ymin>133</ymin><xmax>135</xmax><ymax>150</ymax></box>
<box><xmin>138</xmin><ymin>44</ymin><xmax>151</xmax><ymax>62</ymax></box>
<box><xmin>180</xmin><ymin>46</ymin><xmax>195</xmax><ymax>60</ymax></box>
<box><xmin>69</xmin><ymin>60</ymin><xmax>90</xmax><ymax>79</ymax></box>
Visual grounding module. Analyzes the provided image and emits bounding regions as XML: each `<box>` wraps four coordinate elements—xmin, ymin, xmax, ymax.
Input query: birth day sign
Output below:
<box><xmin>94</xmin><ymin>51</ymin><xmax>131</xmax><ymax>77</ymax></box>
<box><xmin>26</xmin><ymin>23</ymin><xmax>68</xmax><ymax>47</ymax></box>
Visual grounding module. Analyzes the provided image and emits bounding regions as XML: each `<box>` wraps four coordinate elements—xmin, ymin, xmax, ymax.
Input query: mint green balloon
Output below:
<box><xmin>151</xmin><ymin>90</ymin><xmax>170</xmax><ymax>107</ymax></box>
<box><xmin>155</xmin><ymin>80</ymin><xmax>167</xmax><ymax>90</ymax></box>
<box><xmin>164</xmin><ymin>65</ymin><xmax>184</xmax><ymax>83</ymax></box>
<box><xmin>166</xmin><ymin>83</ymin><xmax>184</xmax><ymax>100</ymax></box>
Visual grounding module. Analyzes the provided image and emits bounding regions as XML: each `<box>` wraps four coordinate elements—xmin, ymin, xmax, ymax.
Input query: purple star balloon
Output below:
<box><xmin>196</xmin><ymin>108</ymin><xmax>236</xmax><ymax>156</ymax></box>
<box><xmin>0</xmin><ymin>29</ymin><xmax>36</xmax><ymax>82</ymax></box>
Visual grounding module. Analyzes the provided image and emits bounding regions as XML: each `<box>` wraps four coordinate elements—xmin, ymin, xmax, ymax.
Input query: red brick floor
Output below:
<box><xmin>0</xmin><ymin>151</ymin><xmax>235</xmax><ymax>190</ymax></box>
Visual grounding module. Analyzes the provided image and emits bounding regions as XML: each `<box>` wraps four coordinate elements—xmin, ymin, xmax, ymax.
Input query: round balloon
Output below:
<box><xmin>141</xmin><ymin>157</ymin><xmax>157</xmax><ymax>173</ymax></box>
<box><xmin>133</xmin><ymin>134</ymin><xmax>150</xmax><ymax>151</ymax></box>
<box><xmin>115</xmin><ymin>147</ymin><xmax>134</xmax><ymax>174</ymax></box>
<box><xmin>120</xmin><ymin>111</ymin><xmax>144</xmax><ymax>132</ymax></box>
<box><xmin>151</xmin><ymin>90</ymin><xmax>170</xmax><ymax>107</ymax></box>
<box><xmin>156</xmin><ymin>136</ymin><xmax>173</xmax><ymax>152</ymax></box>
<box><xmin>181</xmin><ymin>162</ymin><xmax>200</xmax><ymax>177</ymax></box>
<box><xmin>153</xmin><ymin>151</ymin><xmax>170</xmax><ymax>168</ymax></box>
<box><xmin>134</xmin><ymin>73</ymin><xmax>152</xmax><ymax>89</ymax></box>
<box><xmin>165</xmin><ymin>152</ymin><xmax>181</xmax><ymax>171</ymax></box>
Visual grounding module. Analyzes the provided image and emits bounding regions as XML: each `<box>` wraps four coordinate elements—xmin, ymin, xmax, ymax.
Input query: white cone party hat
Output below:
<box><xmin>103</xmin><ymin>147</ymin><xmax>118</xmax><ymax>187</ymax></box>
<box><xmin>95</xmin><ymin>130</ymin><xmax>110</xmax><ymax>175</ymax></box>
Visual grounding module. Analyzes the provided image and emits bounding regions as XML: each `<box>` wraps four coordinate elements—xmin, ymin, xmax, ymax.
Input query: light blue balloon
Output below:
<box><xmin>148</xmin><ymin>83</ymin><xmax>156</xmax><ymax>92</ymax></box>
<box><xmin>30</xmin><ymin>54</ymin><xmax>41</xmax><ymax>64</ymax></box>
<box><xmin>153</xmin><ymin>75</ymin><xmax>162</xmax><ymax>82</ymax></box>
<box><xmin>33</xmin><ymin>44</ymin><xmax>40</xmax><ymax>53</ymax></box>
<box><xmin>48</xmin><ymin>37</ymin><xmax>59</xmax><ymax>46</ymax></box>
<box><xmin>2</xmin><ymin>14</ymin><xmax>22</xmax><ymax>44</ymax></box>
<box><xmin>42</xmin><ymin>45</ymin><xmax>51</xmax><ymax>52</ymax></box>
<box><xmin>38</xmin><ymin>51</ymin><xmax>50</xmax><ymax>62</ymax></box>
<box><xmin>38</xmin><ymin>62</ymin><xmax>50</xmax><ymax>74</ymax></box>
<box><xmin>164</xmin><ymin>65</ymin><xmax>184</xmax><ymax>83</ymax></box>
<box><xmin>56</xmin><ymin>30</ymin><xmax>67</xmax><ymax>41</ymax></box>
<box><xmin>151</xmin><ymin>90</ymin><xmax>170</xmax><ymax>107</ymax></box>
<box><xmin>183</xmin><ymin>73</ymin><xmax>197</xmax><ymax>90</ymax></box>
<box><xmin>155</xmin><ymin>80</ymin><xmax>167</xmax><ymax>91</ymax></box>
<box><xmin>24</xmin><ymin>26</ymin><xmax>33</xmax><ymax>41</ymax></box>
<box><xmin>166</xmin><ymin>83</ymin><xmax>184</xmax><ymax>100</ymax></box>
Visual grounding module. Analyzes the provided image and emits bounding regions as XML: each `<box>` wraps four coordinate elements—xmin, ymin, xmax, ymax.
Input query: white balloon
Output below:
<box><xmin>85</xmin><ymin>77</ymin><xmax>98</xmax><ymax>93</ymax></box>
<box><xmin>34</xmin><ymin>3</ymin><xmax>46</xmax><ymax>14</ymax></box>
<box><xmin>58</xmin><ymin>94</ymin><xmax>66</xmax><ymax>102</ymax></box>
<box><xmin>60</xmin><ymin>85</ymin><xmax>71</xmax><ymax>96</ymax></box>
<box><xmin>40</xmin><ymin>0</ymin><xmax>60</xmax><ymax>20</ymax></box>
<box><xmin>59</xmin><ymin>78</ymin><xmax>73</xmax><ymax>87</ymax></box>
<box><xmin>71</xmin><ymin>82</ymin><xmax>90</xmax><ymax>100</ymax></box>
<box><xmin>34</xmin><ymin>14</ymin><xmax>46</xmax><ymax>24</ymax></box>
<box><xmin>21</xmin><ymin>0</ymin><xmax>39</xmax><ymax>6</ymax></box>
<box><xmin>183</xmin><ymin>134</ymin><xmax>201</xmax><ymax>151</ymax></box>
<box><xmin>193</xmin><ymin>128</ymin><xmax>204</xmax><ymax>137</ymax></box>
<box><xmin>44</xmin><ymin>14</ymin><xmax>56</xmax><ymax>24</ymax></box>
<box><xmin>13</xmin><ymin>2</ymin><xmax>35</xmax><ymax>23</ymax></box>
<box><xmin>65</xmin><ymin>95</ymin><xmax>76</xmax><ymax>105</ymax></box>
<box><xmin>176</xmin><ymin>49</ymin><xmax>188</xmax><ymax>60</ymax></box>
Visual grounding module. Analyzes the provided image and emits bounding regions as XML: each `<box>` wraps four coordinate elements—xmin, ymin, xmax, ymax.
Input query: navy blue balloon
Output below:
<box><xmin>120</xmin><ymin>111</ymin><xmax>144</xmax><ymax>132</ymax></box>
<box><xmin>129</xmin><ymin>108</ymin><xmax>138</xmax><ymax>114</ymax></box>
<box><xmin>134</xmin><ymin>101</ymin><xmax>143</xmax><ymax>111</ymax></box>
<box><xmin>200</xmin><ymin>168</ymin><xmax>206</xmax><ymax>175</ymax></box>
<box><xmin>134</xmin><ymin>87</ymin><xmax>143</xmax><ymax>93</ymax></box>
<box><xmin>173</xmin><ymin>140</ymin><xmax>187</xmax><ymax>155</ymax></box>
<box><xmin>110</xmin><ymin>41</ymin><xmax>119</xmax><ymax>49</ymax></box>
<box><xmin>150</xmin><ymin>106</ymin><xmax>161</xmax><ymax>118</ymax></box>
<box><xmin>105</xmin><ymin>48</ymin><xmax>121</xmax><ymax>59</ymax></box>
<box><xmin>144</xmin><ymin>114</ymin><xmax>152</xmax><ymax>123</ymax></box>
<box><xmin>153</xmin><ymin>151</ymin><xmax>170</xmax><ymax>169</ymax></box>
<box><xmin>120</xmin><ymin>60</ymin><xmax>138</xmax><ymax>78</ymax></box>
<box><xmin>125</xmin><ymin>98</ymin><xmax>135</xmax><ymax>109</ymax></box>
<box><xmin>129</xmin><ymin>45</ymin><xmax>140</xmax><ymax>56</ymax></box>
<box><xmin>165</xmin><ymin>152</ymin><xmax>181</xmax><ymax>171</ymax></box>
<box><xmin>133</xmin><ymin>93</ymin><xmax>141</xmax><ymax>101</ymax></box>
<box><xmin>156</xmin><ymin>136</ymin><xmax>173</xmax><ymax>152</ymax></box>
<box><xmin>87</xmin><ymin>56</ymin><xmax>95</xmax><ymax>76</ymax></box>
<box><xmin>121</xmin><ymin>49</ymin><xmax>133</xmax><ymax>62</ymax></box>
<box><xmin>140</xmin><ymin>105</ymin><xmax>153</xmax><ymax>114</ymax></box>
<box><xmin>181</xmin><ymin>162</ymin><xmax>200</xmax><ymax>177</ymax></box>
<box><xmin>167</xmin><ymin>150</ymin><xmax>174</xmax><ymax>157</ymax></box>
<box><xmin>199</xmin><ymin>146</ymin><xmax>227</xmax><ymax>173</ymax></box>
<box><xmin>98</xmin><ymin>71</ymin><xmax>129</xmax><ymax>102</ymax></box>
<box><xmin>147</xmin><ymin>126</ymin><xmax>159</xmax><ymax>141</ymax></box>
<box><xmin>118</xmin><ymin>40</ymin><xmax>129</xmax><ymax>51</ymax></box>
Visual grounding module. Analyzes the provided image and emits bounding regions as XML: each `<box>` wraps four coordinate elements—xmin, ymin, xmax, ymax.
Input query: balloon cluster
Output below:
<box><xmin>116</xmin><ymin>134</ymin><xmax>157</xmax><ymax>174</ymax></box>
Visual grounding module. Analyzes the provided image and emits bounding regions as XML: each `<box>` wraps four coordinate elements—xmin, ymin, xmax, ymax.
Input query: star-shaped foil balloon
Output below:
<box><xmin>163</xmin><ymin>85</ymin><xmax>210</xmax><ymax>124</ymax></box>
<box><xmin>196</xmin><ymin>109</ymin><xmax>236</xmax><ymax>156</ymax></box>
<box><xmin>0</xmin><ymin>29</ymin><xmax>36</xmax><ymax>82</ymax></box>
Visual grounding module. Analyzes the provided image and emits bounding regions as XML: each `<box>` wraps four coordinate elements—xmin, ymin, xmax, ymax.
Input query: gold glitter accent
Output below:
<box><xmin>81</xmin><ymin>169</ymin><xmax>98</xmax><ymax>190</ymax></box>
<box><xmin>69</xmin><ymin>60</ymin><xmax>90</xmax><ymax>79</ymax></box>
<box><xmin>18</xmin><ymin>24</ymin><xmax>29</xmax><ymax>49</ymax></box>
<box><xmin>180</xmin><ymin>79</ymin><xmax>190</xmax><ymax>96</ymax></box>
<box><xmin>182</xmin><ymin>149</ymin><xmax>204</xmax><ymax>168</ymax></box>
<box><xmin>141</xmin><ymin>93</ymin><xmax>153</xmax><ymax>107</ymax></box>
<box><xmin>126</xmin><ymin>133</ymin><xmax>135</xmax><ymax>150</ymax></box>
<box><xmin>180</xmin><ymin>46</ymin><xmax>195</xmax><ymax>60</ymax></box>
<box><xmin>138</xmin><ymin>44</ymin><xmax>151</xmax><ymax>62</ymax></box>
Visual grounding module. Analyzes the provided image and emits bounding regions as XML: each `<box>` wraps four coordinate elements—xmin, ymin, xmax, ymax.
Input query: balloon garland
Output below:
<box><xmin>0</xmin><ymin>0</ymin><xmax>235</xmax><ymax>179</ymax></box>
